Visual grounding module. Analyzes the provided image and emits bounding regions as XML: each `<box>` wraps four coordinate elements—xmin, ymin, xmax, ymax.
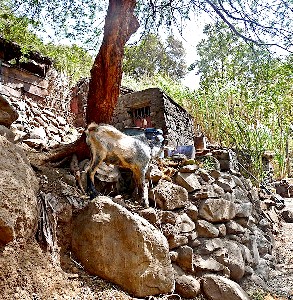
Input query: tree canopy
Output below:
<box><xmin>3</xmin><ymin>0</ymin><xmax>293</xmax><ymax>53</ymax></box>
<box><xmin>137</xmin><ymin>0</ymin><xmax>293</xmax><ymax>53</ymax></box>
<box><xmin>123</xmin><ymin>33</ymin><xmax>187</xmax><ymax>80</ymax></box>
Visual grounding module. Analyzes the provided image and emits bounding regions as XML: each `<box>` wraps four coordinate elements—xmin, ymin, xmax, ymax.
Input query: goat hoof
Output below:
<box><xmin>89</xmin><ymin>191</ymin><xmax>100</xmax><ymax>200</ymax></box>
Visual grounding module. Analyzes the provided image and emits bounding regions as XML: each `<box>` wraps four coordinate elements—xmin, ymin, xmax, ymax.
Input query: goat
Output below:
<box><xmin>85</xmin><ymin>123</ymin><xmax>151</xmax><ymax>207</ymax></box>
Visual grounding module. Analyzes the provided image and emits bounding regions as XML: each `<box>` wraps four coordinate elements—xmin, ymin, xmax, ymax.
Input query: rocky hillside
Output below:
<box><xmin>0</xmin><ymin>93</ymin><xmax>293</xmax><ymax>300</ymax></box>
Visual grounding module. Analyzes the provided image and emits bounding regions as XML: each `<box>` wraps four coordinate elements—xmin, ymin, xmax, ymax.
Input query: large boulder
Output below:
<box><xmin>199</xmin><ymin>198</ymin><xmax>236</xmax><ymax>222</ymax></box>
<box><xmin>202</xmin><ymin>274</ymin><xmax>250</xmax><ymax>300</ymax></box>
<box><xmin>71</xmin><ymin>196</ymin><xmax>175</xmax><ymax>297</ymax></box>
<box><xmin>0</xmin><ymin>136</ymin><xmax>39</xmax><ymax>245</ymax></box>
<box><xmin>0</xmin><ymin>94</ymin><xmax>19</xmax><ymax>127</ymax></box>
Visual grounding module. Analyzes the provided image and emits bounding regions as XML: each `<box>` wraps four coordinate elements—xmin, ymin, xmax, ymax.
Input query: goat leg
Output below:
<box><xmin>86</xmin><ymin>171</ymin><xmax>101</xmax><ymax>200</ymax></box>
<box><xmin>133</xmin><ymin>169</ymin><xmax>149</xmax><ymax>207</ymax></box>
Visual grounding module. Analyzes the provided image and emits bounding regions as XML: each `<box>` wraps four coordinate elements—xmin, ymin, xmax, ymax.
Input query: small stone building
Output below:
<box><xmin>70</xmin><ymin>81</ymin><xmax>196</xmax><ymax>149</ymax></box>
<box><xmin>113</xmin><ymin>88</ymin><xmax>195</xmax><ymax>148</ymax></box>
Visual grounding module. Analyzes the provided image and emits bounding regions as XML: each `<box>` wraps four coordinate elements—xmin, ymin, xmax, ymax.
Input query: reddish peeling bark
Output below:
<box><xmin>86</xmin><ymin>0</ymin><xmax>139</xmax><ymax>125</ymax></box>
<box><xmin>46</xmin><ymin>0</ymin><xmax>139</xmax><ymax>163</ymax></box>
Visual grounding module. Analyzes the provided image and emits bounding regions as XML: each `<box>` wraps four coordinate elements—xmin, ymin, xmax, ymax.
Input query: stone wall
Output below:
<box><xmin>162</xmin><ymin>92</ymin><xmax>195</xmax><ymax>147</ymax></box>
<box><xmin>113</xmin><ymin>88</ymin><xmax>195</xmax><ymax>148</ymax></box>
<box><xmin>0</xmin><ymin>60</ymin><xmax>49</xmax><ymax>103</ymax></box>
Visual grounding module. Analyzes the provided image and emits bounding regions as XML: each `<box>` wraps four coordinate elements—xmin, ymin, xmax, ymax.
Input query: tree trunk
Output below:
<box><xmin>45</xmin><ymin>0</ymin><xmax>139</xmax><ymax>163</ymax></box>
<box><xmin>86</xmin><ymin>0</ymin><xmax>139</xmax><ymax>125</ymax></box>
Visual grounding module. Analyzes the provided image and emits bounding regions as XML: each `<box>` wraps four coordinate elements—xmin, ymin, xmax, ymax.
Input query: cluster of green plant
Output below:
<box><xmin>247</xmin><ymin>289</ymin><xmax>267</xmax><ymax>300</ymax></box>
<box><xmin>123</xmin><ymin>34</ymin><xmax>187</xmax><ymax>81</ymax></box>
<box><xmin>0</xmin><ymin>3</ymin><xmax>93</xmax><ymax>84</ymax></box>
<box><xmin>191</xmin><ymin>22</ymin><xmax>293</xmax><ymax>180</ymax></box>
<box><xmin>122</xmin><ymin>73</ymin><xmax>195</xmax><ymax>107</ymax></box>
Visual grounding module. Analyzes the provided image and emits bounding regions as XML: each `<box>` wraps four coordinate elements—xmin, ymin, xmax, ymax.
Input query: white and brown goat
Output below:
<box><xmin>85</xmin><ymin>123</ymin><xmax>151</xmax><ymax>206</ymax></box>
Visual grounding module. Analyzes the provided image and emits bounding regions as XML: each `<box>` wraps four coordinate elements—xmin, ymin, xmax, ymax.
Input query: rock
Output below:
<box><xmin>254</xmin><ymin>258</ymin><xmax>270</xmax><ymax>281</ymax></box>
<box><xmin>175</xmin><ymin>275</ymin><xmax>201</xmax><ymax>299</ymax></box>
<box><xmin>11</xmin><ymin>127</ymin><xmax>28</xmax><ymax>142</ymax></box>
<box><xmin>187</xmin><ymin>232</ymin><xmax>200</xmax><ymax>248</ymax></box>
<box><xmin>281</xmin><ymin>209</ymin><xmax>293</xmax><ymax>223</ymax></box>
<box><xmin>244</xmin><ymin>266</ymin><xmax>254</xmax><ymax>275</ymax></box>
<box><xmin>161</xmin><ymin>211</ymin><xmax>177</xmax><ymax>225</ymax></box>
<box><xmin>215</xmin><ymin>223</ymin><xmax>227</xmax><ymax>237</ymax></box>
<box><xmin>175</xmin><ymin>172</ymin><xmax>201</xmax><ymax>192</ymax></box>
<box><xmin>0</xmin><ymin>94</ymin><xmax>19</xmax><ymax>127</ymax></box>
<box><xmin>199</xmin><ymin>198</ymin><xmax>236</xmax><ymax>222</ymax></box>
<box><xmin>210</xmin><ymin>169</ymin><xmax>221</xmax><ymax>180</ymax></box>
<box><xmin>235</xmin><ymin>202</ymin><xmax>253</xmax><ymax>218</ymax></box>
<box><xmin>216</xmin><ymin>240</ymin><xmax>246</xmax><ymax>281</ymax></box>
<box><xmin>138</xmin><ymin>208</ymin><xmax>159</xmax><ymax>225</ymax></box>
<box><xmin>29</xmin><ymin>126</ymin><xmax>47</xmax><ymax>141</ymax></box>
<box><xmin>241</xmin><ymin>245</ymin><xmax>254</xmax><ymax>266</ymax></box>
<box><xmin>169</xmin><ymin>251</ymin><xmax>178</xmax><ymax>262</ymax></box>
<box><xmin>186</xmin><ymin>204</ymin><xmax>198</xmax><ymax>222</ymax></box>
<box><xmin>194</xmin><ymin>256</ymin><xmax>226</xmax><ymax>273</ymax></box>
<box><xmin>233</xmin><ymin>187</ymin><xmax>250</xmax><ymax>204</ymax></box>
<box><xmin>196</xmin><ymin>220</ymin><xmax>219</xmax><ymax>238</ymax></box>
<box><xmin>212</xmin><ymin>183</ymin><xmax>226</xmax><ymax>197</ymax></box>
<box><xmin>243</xmin><ymin>178</ymin><xmax>253</xmax><ymax>191</ymax></box>
<box><xmin>0</xmin><ymin>125</ymin><xmax>15</xmax><ymax>142</ymax></box>
<box><xmin>202</xmin><ymin>274</ymin><xmax>250</xmax><ymax>300</ymax></box>
<box><xmin>231</xmin><ymin>175</ymin><xmax>246</xmax><ymax>190</ymax></box>
<box><xmin>179</xmin><ymin>164</ymin><xmax>198</xmax><ymax>173</ymax></box>
<box><xmin>197</xmin><ymin>238</ymin><xmax>223</xmax><ymax>255</ymax></box>
<box><xmin>23</xmin><ymin>138</ymin><xmax>46</xmax><ymax>149</ymax></box>
<box><xmin>149</xmin><ymin>180</ymin><xmax>188</xmax><ymax>210</ymax></box>
<box><xmin>57</xmin><ymin>116</ymin><xmax>67</xmax><ymax>125</ymax></box>
<box><xmin>198</xmin><ymin>168</ymin><xmax>213</xmax><ymax>182</ymax></box>
<box><xmin>215</xmin><ymin>178</ymin><xmax>233</xmax><ymax>192</ymax></box>
<box><xmin>176</xmin><ymin>213</ymin><xmax>195</xmax><ymax>233</ymax></box>
<box><xmin>72</xmin><ymin>197</ymin><xmax>174</xmax><ymax>297</ymax></box>
<box><xmin>168</xmin><ymin>234</ymin><xmax>189</xmax><ymax>250</ymax></box>
<box><xmin>0</xmin><ymin>136</ymin><xmax>39</xmax><ymax>245</ymax></box>
<box><xmin>174</xmin><ymin>245</ymin><xmax>194</xmax><ymax>272</ymax></box>
<box><xmin>226</xmin><ymin>220</ymin><xmax>246</xmax><ymax>234</ymax></box>
<box><xmin>254</xmin><ymin>228</ymin><xmax>273</xmax><ymax>256</ymax></box>
<box><xmin>147</xmin><ymin>164</ymin><xmax>163</xmax><ymax>184</ymax></box>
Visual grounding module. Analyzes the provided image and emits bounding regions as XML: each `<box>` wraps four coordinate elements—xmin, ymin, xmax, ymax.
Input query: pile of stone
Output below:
<box><xmin>70</xmin><ymin>156</ymin><xmax>276</xmax><ymax>299</ymax></box>
<box><xmin>148</xmin><ymin>160</ymin><xmax>274</xmax><ymax>298</ymax></box>
<box><xmin>0</xmin><ymin>93</ymin><xmax>80</xmax><ymax>149</ymax></box>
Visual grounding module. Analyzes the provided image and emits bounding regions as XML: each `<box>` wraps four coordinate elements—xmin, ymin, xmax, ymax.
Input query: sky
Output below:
<box><xmin>177</xmin><ymin>21</ymin><xmax>207</xmax><ymax>90</ymax></box>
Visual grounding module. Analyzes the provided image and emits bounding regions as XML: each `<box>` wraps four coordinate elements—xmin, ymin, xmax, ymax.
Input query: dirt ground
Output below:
<box><xmin>266</xmin><ymin>199</ymin><xmax>293</xmax><ymax>298</ymax></box>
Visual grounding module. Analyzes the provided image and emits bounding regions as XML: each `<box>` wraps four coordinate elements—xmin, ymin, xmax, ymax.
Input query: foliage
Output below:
<box><xmin>123</xmin><ymin>33</ymin><xmax>187</xmax><ymax>80</ymax></box>
<box><xmin>192</xmin><ymin>22</ymin><xmax>293</xmax><ymax>180</ymax></box>
<box><xmin>247</xmin><ymin>290</ymin><xmax>267</xmax><ymax>300</ymax></box>
<box><xmin>137</xmin><ymin>0</ymin><xmax>293</xmax><ymax>53</ymax></box>
<box><xmin>4</xmin><ymin>0</ymin><xmax>293</xmax><ymax>53</ymax></box>
<box><xmin>44</xmin><ymin>43</ymin><xmax>93</xmax><ymax>84</ymax></box>
<box><xmin>122</xmin><ymin>73</ymin><xmax>195</xmax><ymax>107</ymax></box>
<box><xmin>0</xmin><ymin>4</ymin><xmax>93</xmax><ymax>84</ymax></box>
<box><xmin>3</xmin><ymin>0</ymin><xmax>104</xmax><ymax>49</ymax></box>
